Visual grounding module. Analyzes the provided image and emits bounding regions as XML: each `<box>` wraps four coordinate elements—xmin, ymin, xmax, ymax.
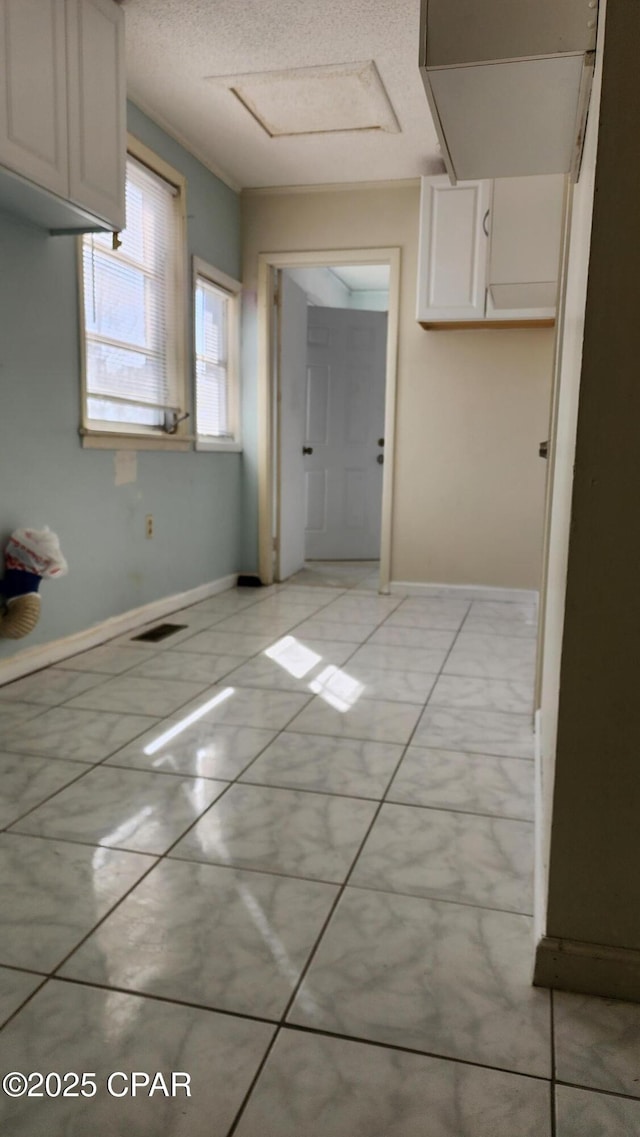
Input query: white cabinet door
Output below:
<box><xmin>66</xmin><ymin>0</ymin><xmax>126</xmax><ymax>229</ymax></box>
<box><xmin>487</xmin><ymin>173</ymin><xmax>565</xmax><ymax>319</ymax></box>
<box><xmin>0</xmin><ymin>0</ymin><xmax>68</xmax><ymax>196</ymax></box>
<box><xmin>416</xmin><ymin>175</ymin><xmax>491</xmax><ymax>323</ymax></box>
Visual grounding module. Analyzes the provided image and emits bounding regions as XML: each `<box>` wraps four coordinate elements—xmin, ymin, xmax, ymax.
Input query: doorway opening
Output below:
<box><xmin>256</xmin><ymin>248</ymin><xmax>401</xmax><ymax>593</ymax></box>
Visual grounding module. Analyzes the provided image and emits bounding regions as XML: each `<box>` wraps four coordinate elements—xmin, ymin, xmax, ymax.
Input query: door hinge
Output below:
<box><xmin>273</xmin><ymin>283</ymin><xmax>281</xmax><ymax>308</ymax></box>
<box><xmin>272</xmin><ymin>536</ymin><xmax>279</xmax><ymax>551</ymax></box>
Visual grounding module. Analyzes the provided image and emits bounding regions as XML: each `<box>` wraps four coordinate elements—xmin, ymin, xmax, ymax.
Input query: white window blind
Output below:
<box><xmin>195</xmin><ymin>274</ymin><xmax>233</xmax><ymax>439</ymax></box>
<box><xmin>82</xmin><ymin>157</ymin><xmax>180</xmax><ymax>429</ymax></box>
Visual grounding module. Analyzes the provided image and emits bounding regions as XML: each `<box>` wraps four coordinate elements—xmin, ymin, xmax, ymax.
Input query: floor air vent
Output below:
<box><xmin>131</xmin><ymin>623</ymin><xmax>188</xmax><ymax>643</ymax></box>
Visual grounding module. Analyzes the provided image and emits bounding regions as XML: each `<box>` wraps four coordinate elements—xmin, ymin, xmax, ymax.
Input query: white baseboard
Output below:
<box><xmin>0</xmin><ymin>573</ymin><xmax>238</xmax><ymax>686</ymax></box>
<box><xmin>389</xmin><ymin>581</ymin><xmax>538</xmax><ymax>604</ymax></box>
<box><xmin>534</xmin><ymin>935</ymin><xmax>640</xmax><ymax>1003</ymax></box>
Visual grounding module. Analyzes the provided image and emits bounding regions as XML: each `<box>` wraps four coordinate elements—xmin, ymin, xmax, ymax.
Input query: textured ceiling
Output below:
<box><xmin>122</xmin><ymin>0</ymin><xmax>442</xmax><ymax>190</ymax></box>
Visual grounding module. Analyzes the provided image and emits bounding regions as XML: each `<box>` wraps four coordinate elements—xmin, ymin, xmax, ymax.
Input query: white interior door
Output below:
<box><xmin>304</xmin><ymin>307</ymin><xmax>387</xmax><ymax>560</ymax></box>
<box><xmin>276</xmin><ymin>271</ymin><xmax>309</xmax><ymax>580</ymax></box>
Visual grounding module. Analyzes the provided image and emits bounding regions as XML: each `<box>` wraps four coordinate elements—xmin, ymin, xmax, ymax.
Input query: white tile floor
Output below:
<box><xmin>0</xmin><ymin>560</ymin><xmax>639</xmax><ymax>1134</ymax></box>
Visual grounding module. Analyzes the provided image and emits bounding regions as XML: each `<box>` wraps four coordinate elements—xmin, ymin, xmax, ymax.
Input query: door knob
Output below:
<box><xmin>377</xmin><ymin>454</ymin><xmax>384</xmax><ymax>465</ymax></box>
<box><xmin>302</xmin><ymin>446</ymin><xmax>313</xmax><ymax>455</ymax></box>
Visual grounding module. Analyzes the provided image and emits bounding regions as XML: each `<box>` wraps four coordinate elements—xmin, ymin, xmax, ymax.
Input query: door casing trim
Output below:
<box><xmin>257</xmin><ymin>247</ymin><xmax>401</xmax><ymax>592</ymax></box>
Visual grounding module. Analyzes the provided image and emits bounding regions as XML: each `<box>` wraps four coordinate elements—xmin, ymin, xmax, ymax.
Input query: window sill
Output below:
<box><xmin>80</xmin><ymin>429</ymin><xmax>193</xmax><ymax>452</ymax></box>
<box><xmin>195</xmin><ymin>439</ymin><xmax>243</xmax><ymax>453</ymax></box>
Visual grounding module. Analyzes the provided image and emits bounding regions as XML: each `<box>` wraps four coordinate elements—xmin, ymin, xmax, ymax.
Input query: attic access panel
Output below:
<box><xmin>211</xmin><ymin>61</ymin><xmax>400</xmax><ymax>138</ymax></box>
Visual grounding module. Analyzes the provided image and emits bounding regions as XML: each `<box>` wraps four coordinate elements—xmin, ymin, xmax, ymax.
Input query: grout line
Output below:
<box><xmin>554</xmin><ymin>1079</ymin><xmax>640</xmax><ymax>1105</ymax></box>
<box><xmin>0</xmin><ymin>975</ymin><xmax>50</xmax><ymax>1033</ymax></box>
<box><xmin>281</xmin><ymin>1021</ymin><xmax>553</xmax><ymax>1083</ymax></box>
<box><xmin>343</xmin><ymin>880</ymin><xmax>534</xmax><ymax>919</ymax></box>
<box><xmin>1</xmin><ymin>580</ymin><xmax>544</xmax><ymax>1104</ymax></box>
<box><xmin>550</xmin><ymin>989</ymin><xmax>557</xmax><ymax>1137</ymax></box>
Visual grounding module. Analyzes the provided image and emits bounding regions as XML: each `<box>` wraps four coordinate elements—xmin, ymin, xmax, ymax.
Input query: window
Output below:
<box><xmin>194</xmin><ymin>258</ymin><xmax>242</xmax><ymax>450</ymax></box>
<box><xmin>80</xmin><ymin>137</ymin><xmax>187</xmax><ymax>447</ymax></box>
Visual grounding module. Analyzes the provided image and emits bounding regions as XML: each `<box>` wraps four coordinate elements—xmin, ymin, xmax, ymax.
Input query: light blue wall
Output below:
<box><xmin>0</xmin><ymin>103</ymin><xmax>245</xmax><ymax>660</ymax></box>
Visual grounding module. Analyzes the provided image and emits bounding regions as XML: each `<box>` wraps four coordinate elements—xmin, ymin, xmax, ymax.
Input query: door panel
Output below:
<box><xmin>305</xmin><ymin>307</ymin><xmax>387</xmax><ymax>560</ymax></box>
<box><xmin>306</xmin><ymin>365</ymin><xmax>330</xmax><ymax>443</ymax></box>
<box><xmin>305</xmin><ymin>470</ymin><xmax>326</xmax><ymax>532</ymax></box>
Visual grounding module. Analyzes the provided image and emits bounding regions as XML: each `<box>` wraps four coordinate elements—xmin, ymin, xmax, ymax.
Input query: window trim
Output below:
<box><xmin>193</xmin><ymin>256</ymin><xmax>243</xmax><ymax>453</ymax></box>
<box><xmin>79</xmin><ymin>133</ymin><xmax>189</xmax><ymax>450</ymax></box>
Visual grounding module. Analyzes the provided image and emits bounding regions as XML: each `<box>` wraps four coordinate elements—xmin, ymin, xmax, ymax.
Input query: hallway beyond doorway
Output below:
<box><xmin>288</xmin><ymin>560</ymin><xmax>380</xmax><ymax>591</ymax></box>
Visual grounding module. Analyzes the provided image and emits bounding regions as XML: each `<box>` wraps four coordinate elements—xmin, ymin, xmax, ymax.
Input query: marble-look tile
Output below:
<box><xmin>128</xmin><ymin>649</ymin><xmax>245</xmax><ymax>685</ymax></box>
<box><xmin>368</xmin><ymin>625</ymin><xmax>458</xmax><ymax>652</ymax></box>
<box><xmin>235</xmin><ymin>1029</ymin><xmax>551</xmax><ymax>1137</ymax></box>
<box><xmin>387</xmin><ymin>747</ymin><xmax>534</xmax><ymax>820</ymax></box>
<box><xmin>444</xmin><ymin>633</ymin><xmax>536</xmax><ymax>682</ymax></box>
<box><xmin>349</xmin><ymin>640</ymin><xmax>454</xmax><ymax>674</ymax></box>
<box><xmin>332</xmin><ymin>664</ymin><xmax>437</xmax><ymax>704</ymax></box>
<box><xmin>169</xmin><ymin>686</ymin><xmax>311</xmax><ymax>730</ymax></box>
<box><xmin>0</xmin><ymin>753</ymin><xmax>88</xmax><ymax>827</ymax></box>
<box><xmin>11</xmin><ymin>766</ymin><xmax>226</xmax><ymax>855</ymax></box>
<box><xmin>0</xmin><ymin>832</ymin><xmax>154</xmax><ymax>971</ymax></box>
<box><xmin>212</xmin><ymin>612</ymin><xmax>300</xmax><ymax>636</ymax></box>
<box><xmin>60</xmin><ymin>859</ymin><xmax>338</xmax><ymax>1018</ymax></box>
<box><xmin>106</xmin><ymin>722</ymin><xmax>276</xmax><ymax>781</ymax></box>
<box><xmin>385</xmin><ymin>598</ymin><xmax>470</xmax><ymax>631</ymax></box>
<box><xmin>172</xmin><ymin>629</ymin><xmax>276</xmax><ymax>656</ymax></box>
<box><xmin>57</xmin><ymin>642</ymin><xmax>157</xmax><ymax>674</ymax></box>
<box><xmin>429</xmin><ymin>675</ymin><xmax>534</xmax><ymax>714</ymax></box>
<box><xmin>318</xmin><ymin>598</ymin><xmax>400</xmax><ymax>625</ymax></box>
<box><xmin>224</xmin><ymin>639</ymin><xmax>357</xmax><ymax>693</ymax></box>
<box><xmin>0</xmin><ymin>707</ymin><xmax>157</xmax><ymax>763</ymax></box>
<box><xmin>555</xmin><ymin>1085</ymin><xmax>640</xmax><ymax>1136</ymax></box>
<box><xmin>0</xmin><ymin>967</ymin><xmax>43</xmax><ymax>1026</ymax></box>
<box><xmin>351</xmin><ymin>803</ymin><xmax>533</xmax><ymax>913</ymax></box>
<box><xmin>0</xmin><ymin>979</ymin><xmax>275</xmax><ymax>1137</ymax></box>
<box><xmin>187</xmin><ymin>590</ymin><xmax>264</xmax><ymax>614</ymax></box>
<box><xmin>0</xmin><ymin>668</ymin><xmax>106</xmax><ymax>706</ymax></box>
<box><xmin>171</xmin><ymin>783</ymin><xmax>376</xmax><ymax>882</ymax></box>
<box><xmin>65</xmin><ymin>674</ymin><xmax>209</xmax><ymax>717</ymax></box>
<box><xmin>414</xmin><ymin>707</ymin><xmax>534</xmax><ymax>759</ymax></box>
<box><xmin>288</xmin><ymin>887</ymin><xmax>550</xmax><ymax>1076</ymax></box>
<box><xmin>242</xmin><ymin>732</ymin><xmax>403</xmax><ymax>798</ymax></box>
<box><xmin>462</xmin><ymin>601</ymin><xmax>538</xmax><ymax>639</ymax></box>
<box><xmin>155</xmin><ymin>607</ymin><xmax>226</xmax><ymax>629</ymax></box>
<box><xmin>250</xmin><ymin>596</ymin><xmax>328</xmax><ymax>617</ymax></box>
<box><xmin>288</xmin><ymin>696</ymin><xmax>422</xmax><ymax>744</ymax></box>
<box><xmin>554</xmin><ymin>991</ymin><xmax>640</xmax><ymax>1097</ymax></box>
<box><xmin>290</xmin><ymin>619</ymin><xmax>377</xmax><ymax>643</ymax></box>
<box><xmin>223</xmin><ymin>656</ymin><xmax>324</xmax><ymax>694</ymax></box>
<box><xmin>0</xmin><ymin>702</ymin><xmax>46</xmax><ymax>730</ymax></box>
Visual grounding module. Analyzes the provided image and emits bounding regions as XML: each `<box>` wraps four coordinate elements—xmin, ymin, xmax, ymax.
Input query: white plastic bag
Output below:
<box><xmin>5</xmin><ymin>527</ymin><xmax>68</xmax><ymax>578</ymax></box>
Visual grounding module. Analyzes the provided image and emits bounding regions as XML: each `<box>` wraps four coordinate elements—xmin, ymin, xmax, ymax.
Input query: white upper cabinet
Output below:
<box><xmin>0</xmin><ymin>0</ymin><xmax>68</xmax><ymax>196</ymax></box>
<box><xmin>420</xmin><ymin>0</ymin><xmax>598</xmax><ymax>183</ymax></box>
<box><xmin>487</xmin><ymin>173</ymin><xmax>566</xmax><ymax>319</ymax></box>
<box><xmin>67</xmin><ymin>0</ymin><xmax>126</xmax><ymax>229</ymax></box>
<box><xmin>416</xmin><ymin>176</ymin><xmax>492</xmax><ymax>322</ymax></box>
<box><xmin>417</xmin><ymin>173</ymin><xmax>566</xmax><ymax>326</ymax></box>
<box><xmin>0</xmin><ymin>0</ymin><xmax>125</xmax><ymax>232</ymax></box>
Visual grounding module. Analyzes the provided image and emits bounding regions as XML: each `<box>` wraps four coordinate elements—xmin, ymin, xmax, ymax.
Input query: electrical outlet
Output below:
<box><xmin>145</xmin><ymin>515</ymin><xmax>154</xmax><ymax>539</ymax></box>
